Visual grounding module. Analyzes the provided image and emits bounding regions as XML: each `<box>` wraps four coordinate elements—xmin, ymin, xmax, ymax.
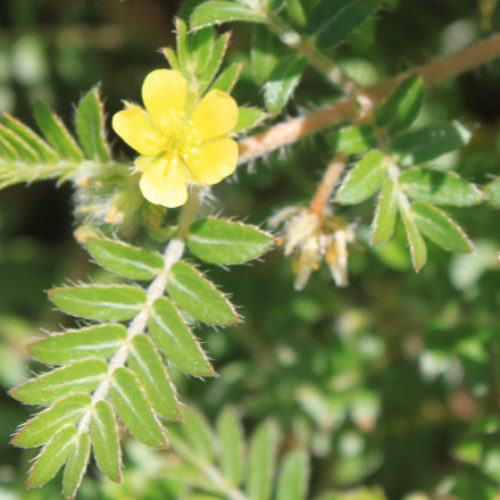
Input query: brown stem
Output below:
<box><xmin>238</xmin><ymin>33</ymin><xmax>500</xmax><ymax>164</ymax></box>
<box><xmin>309</xmin><ymin>154</ymin><xmax>346</xmax><ymax>218</ymax></box>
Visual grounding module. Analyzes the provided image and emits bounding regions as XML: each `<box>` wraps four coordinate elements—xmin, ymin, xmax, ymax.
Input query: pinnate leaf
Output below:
<box><xmin>167</xmin><ymin>261</ymin><xmax>239</xmax><ymax>326</ymax></box>
<box><xmin>148</xmin><ymin>297</ymin><xmax>214</xmax><ymax>377</ymax></box>
<box><xmin>245</xmin><ymin>421</ymin><xmax>279</xmax><ymax>500</ymax></box>
<box><xmin>12</xmin><ymin>394</ymin><xmax>91</xmax><ymax>448</ymax></box>
<box><xmin>109</xmin><ymin>367</ymin><xmax>168</xmax><ymax>449</ymax></box>
<box><xmin>62</xmin><ymin>432</ymin><xmax>91</xmax><ymax>499</ymax></box>
<box><xmin>264</xmin><ymin>55</ymin><xmax>307</xmax><ymax>116</ymax></box>
<box><xmin>307</xmin><ymin>0</ymin><xmax>383</xmax><ymax>48</ymax></box>
<box><xmin>128</xmin><ymin>334</ymin><xmax>183</xmax><ymax>419</ymax></box>
<box><xmin>391</xmin><ymin>122</ymin><xmax>471</xmax><ymax>166</ymax></box>
<box><xmin>28</xmin><ymin>425</ymin><xmax>77</xmax><ymax>488</ymax></box>
<box><xmin>87</xmin><ymin>238</ymin><xmax>164</xmax><ymax>280</ymax></box>
<box><xmin>336</xmin><ymin>150</ymin><xmax>387</xmax><ymax>205</ymax></box>
<box><xmin>49</xmin><ymin>285</ymin><xmax>146</xmax><ymax>321</ymax></box>
<box><xmin>375</xmin><ymin>75</ymin><xmax>423</xmax><ymax>134</ymax></box>
<box><xmin>28</xmin><ymin>324</ymin><xmax>126</xmax><ymax>364</ymax></box>
<box><xmin>190</xmin><ymin>2</ymin><xmax>267</xmax><ymax>30</ymax></box>
<box><xmin>75</xmin><ymin>86</ymin><xmax>111</xmax><ymax>163</ymax></box>
<box><xmin>276</xmin><ymin>449</ymin><xmax>309</xmax><ymax>500</ymax></box>
<box><xmin>34</xmin><ymin>102</ymin><xmax>83</xmax><ymax>162</ymax></box>
<box><xmin>216</xmin><ymin>408</ymin><xmax>245</xmax><ymax>486</ymax></box>
<box><xmin>411</xmin><ymin>201</ymin><xmax>473</xmax><ymax>253</ymax></box>
<box><xmin>0</xmin><ymin>123</ymin><xmax>39</xmax><ymax>162</ymax></box>
<box><xmin>183</xmin><ymin>408</ymin><xmax>216</xmax><ymax>461</ymax></box>
<box><xmin>10</xmin><ymin>360</ymin><xmax>107</xmax><ymax>405</ymax></box>
<box><xmin>187</xmin><ymin>218</ymin><xmax>273</xmax><ymax>265</ymax></box>
<box><xmin>371</xmin><ymin>177</ymin><xmax>399</xmax><ymax>245</ymax></box>
<box><xmin>400</xmin><ymin>169</ymin><xmax>484</xmax><ymax>206</ymax></box>
<box><xmin>90</xmin><ymin>400</ymin><xmax>122</xmax><ymax>483</ymax></box>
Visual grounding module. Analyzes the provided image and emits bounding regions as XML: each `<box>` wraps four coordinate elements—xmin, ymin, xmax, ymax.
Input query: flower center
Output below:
<box><xmin>159</xmin><ymin>111</ymin><xmax>201</xmax><ymax>158</ymax></box>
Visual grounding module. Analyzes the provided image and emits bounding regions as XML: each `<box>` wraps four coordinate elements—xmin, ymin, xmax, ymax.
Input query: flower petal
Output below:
<box><xmin>112</xmin><ymin>107</ymin><xmax>163</xmax><ymax>155</ymax></box>
<box><xmin>185</xmin><ymin>138</ymin><xmax>238</xmax><ymax>185</ymax></box>
<box><xmin>191</xmin><ymin>90</ymin><xmax>238</xmax><ymax>142</ymax></box>
<box><xmin>142</xmin><ymin>69</ymin><xmax>186</xmax><ymax>129</ymax></box>
<box><xmin>139</xmin><ymin>156</ymin><xmax>188</xmax><ymax>208</ymax></box>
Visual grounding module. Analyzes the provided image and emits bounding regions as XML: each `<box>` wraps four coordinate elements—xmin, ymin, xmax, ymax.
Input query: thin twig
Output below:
<box><xmin>238</xmin><ymin>33</ymin><xmax>500</xmax><ymax>164</ymax></box>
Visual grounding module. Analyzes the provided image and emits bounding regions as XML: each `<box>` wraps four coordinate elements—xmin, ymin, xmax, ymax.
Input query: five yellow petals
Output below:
<box><xmin>112</xmin><ymin>69</ymin><xmax>239</xmax><ymax>207</ymax></box>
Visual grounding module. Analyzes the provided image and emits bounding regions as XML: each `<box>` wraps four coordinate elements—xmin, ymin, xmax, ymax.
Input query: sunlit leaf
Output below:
<box><xmin>371</xmin><ymin>177</ymin><xmax>398</xmax><ymax>244</ymax></box>
<box><xmin>190</xmin><ymin>2</ymin><xmax>267</xmax><ymax>30</ymax></box>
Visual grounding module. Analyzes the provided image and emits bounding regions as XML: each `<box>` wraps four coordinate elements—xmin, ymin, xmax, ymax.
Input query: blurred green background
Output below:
<box><xmin>0</xmin><ymin>0</ymin><xmax>499</xmax><ymax>498</ymax></box>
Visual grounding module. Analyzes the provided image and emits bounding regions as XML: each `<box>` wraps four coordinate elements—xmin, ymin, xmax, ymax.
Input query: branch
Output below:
<box><xmin>238</xmin><ymin>33</ymin><xmax>500</xmax><ymax>164</ymax></box>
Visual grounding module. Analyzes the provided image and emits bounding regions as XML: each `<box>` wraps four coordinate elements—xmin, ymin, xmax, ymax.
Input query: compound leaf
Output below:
<box><xmin>399</xmin><ymin>199</ymin><xmax>427</xmax><ymax>271</ymax></box>
<box><xmin>216</xmin><ymin>407</ymin><xmax>245</xmax><ymax>486</ymax></box>
<box><xmin>371</xmin><ymin>177</ymin><xmax>399</xmax><ymax>245</ymax></box>
<box><xmin>62</xmin><ymin>432</ymin><xmax>91</xmax><ymax>499</ymax></box>
<box><xmin>276</xmin><ymin>449</ymin><xmax>309</xmax><ymax>500</ymax></box>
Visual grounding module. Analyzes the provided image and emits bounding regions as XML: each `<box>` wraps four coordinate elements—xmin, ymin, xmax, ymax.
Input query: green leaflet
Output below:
<box><xmin>371</xmin><ymin>177</ymin><xmax>399</xmax><ymax>245</ymax></box>
<box><xmin>148</xmin><ymin>297</ymin><xmax>214</xmax><ymax>377</ymax></box>
<box><xmin>391</xmin><ymin>122</ymin><xmax>471</xmax><ymax>166</ymax></box>
<box><xmin>167</xmin><ymin>261</ymin><xmax>239</xmax><ymax>326</ymax></box>
<box><xmin>307</xmin><ymin>0</ymin><xmax>383</xmax><ymax>48</ymax></box>
<box><xmin>1</xmin><ymin>113</ymin><xmax>59</xmax><ymax>163</ymax></box>
<box><xmin>128</xmin><ymin>334</ymin><xmax>183</xmax><ymax>420</ymax></box>
<box><xmin>275</xmin><ymin>449</ymin><xmax>309</xmax><ymax>500</ymax></box>
<box><xmin>109</xmin><ymin>367</ymin><xmax>168</xmax><ymax>449</ymax></box>
<box><xmin>375</xmin><ymin>75</ymin><xmax>423</xmax><ymax>134</ymax></box>
<box><xmin>216</xmin><ymin>408</ymin><xmax>245</xmax><ymax>486</ymax></box>
<box><xmin>234</xmin><ymin>107</ymin><xmax>267</xmax><ymax>133</ymax></box>
<box><xmin>28</xmin><ymin>425</ymin><xmax>78</xmax><ymax>489</ymax></box>
<box><xmin>398</xmin><ymin>198</ymin><xmax>427</xmax><ymax>271</ymax></box>
<box><xmin>62</xmin><ymin>432</ymin><xmax>91</xmax><ymax>500</ymax></box>
<box><xmin>183</xmin><ymin>408</ymin><xmax>216</xmax><ymax>462</ymax></box>
<box><xmin>190</xmin><ymin>1</ymin><xmax>267</xmax><ymax>30</ymax></box>
<box><xmin>12</xmin><ymin>394</ymin><xmax>91</xmax><ymax>448</ymax></box>
<box><xmin>245</xmin><ymin>421</ymin><xmax>279</xmax><ymax>500</ymax></box>
<box><xmin>264</xmin><ymin>55</ymin><xmax>307</xmax><ymax>116</ymax></box>
<box><xmin>331</xmin><ymin>124</ymin><xmax>377</xmax><ymax>155</ymax></box>
<box><xmin>90</xmin><ymin>400</ymin><xmax>122</xmax><ymax>483</ymax></box>
<box><xmin>198</xmin><ymin>32</ymin><xmax>230</xmax><ymax>94</ymax></box>
<box><xmin>49</xmin><ymin>285</ymin><xmax>146</xmax><ymax>321</ymax></box>
<box><xmin>87</xmin><ymin>238</ymin><xmax>164</xmax><ymax>280</ymax></box>
<box><xmin>190</xmin><ymin>27</ymin><xmax>216</xmax><ymax>76</ymax></box>
<box><xmin>251</xmin><ymin>25</ymin><xmax>282</xmax><ymax>87</ymax></box>
<box><xmin>211</xmin><ymin>63</ymin><xmax>242</xmax><ymax>93</ymax></box>
<box><xmin>0</xmin><ymin>123</ymin><xmax>39</xmax><ymax>162</ymax></box>
<box><xmin>411</xmin><ymin>201</ymin><xmax>473</xmax><ymax>253</ymax></box>
<box><xmin>400</xmin><ymin>169</ymin><xmax>484</xmax><ymax>206</ymax></box>
<box><xmin>484</xmin><ymin>177</ymin><xmax>500</xmax><ymax>207</ymax></box>
<box><xmin>28</xmin><ymin>324</ymin><xmax>126</xmax><ymax>364</ymax></box>
<box><xmin>336</xmin><ymin>150</ymin><xmax>387</xmax><ymax>205</ymax></box>
<box><xmin>33</xmin><ymin>102</ymin><xmax>84</xmax><ymax>162</ymax></box>
<box><xmin>187</xmin><ymin>218</ymin><xmax>273</xmax><ymax>265</ymax></box>
<box><xmin>10</xmin><ymin>360</ymin><xmax>107</xmax><ymax>405</ymax></box>
<box><xmin>75</xmin><ymin>87</ymin><xmax>111</xmax><ymax>163</ymax></box>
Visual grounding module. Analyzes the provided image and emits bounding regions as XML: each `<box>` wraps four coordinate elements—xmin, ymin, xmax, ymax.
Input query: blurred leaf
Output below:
<box><xmin>375</xmin><ymin>75</ymin><xmax>423</xmax><ymax>134</ymax></box>
<box><xmin>216</xmin><ymin>408</ymin><xmax>245</xmax><ymax>486</ymax></box>
<box><xmin>332</xmin><ymin>124</ymin><xmax>377</xmax><ymax>155</ymax></box>
<box><xmin>391</xmin><ymin>122</ymin><xmax>471</xmax><ymax>166</ymax></box>
<box><xmin>198</xmin><ymin>33</ymin><xmax>231</xmax><ymax>94</ymax></box>
<box><xmin>212</xmin><ymin>63</ymin><xmax>242</xmax><ymax>93</ymax></box>
<box><xmin>264</xmin><ymin>55</ymin><xmax>307</xmax><ymax>116</ymax></box>
<box><xmin>190</xmin><ymin>2</ymin><xmax>267</xmax><ymax>30</ymax></box>
<box><xmin>275</xmin><ymin>449</ymin><xmax>309</xmax><ymax>500</ymax></box>
<box><xmin>183</xmin><ymin>408</ymin><xmax>216</xmax><ymax>461</ymax></box>
<box><xmin>167</xmin><ymin>261</ymin><xmax>239</xmax><ymax>325</ymax></box>
<box><xmin>234</xmin><ymin>107</ymin><xmax>268</xmax><ymax>133</ymax></box>
<box><xmin>49</xmin><ymin>285</ymin><xmax>146</xmax><ymax>321</ymax></box>
<box><xmin>484</xmin><ymin>177</ymin><xmax>500</xmax><ymax>207</ymax></box>
<box><xmin>400</xmin><ymin>169</ymin><xmax>484</xmax><ymax>206</ymax></box>
<box><xmin>336</xmin><ymin>150</ymin><xmax>387</xmax><ymax>205</ymax></box>
<box><xmin>307</xmin><ymin>0</ymin><xmax>383</xmax><ymax>48</ymax></box>
<box><xmin>411</xmin><ymin>201</ymin><xmax>473</xmax><ymax>253</ymax></box>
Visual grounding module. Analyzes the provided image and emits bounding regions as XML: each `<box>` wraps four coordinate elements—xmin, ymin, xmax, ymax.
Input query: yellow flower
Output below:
<box><xmin>112</xmin><ymin>69</ymin><xmax>239</xmax><ymax>207</ymax></box>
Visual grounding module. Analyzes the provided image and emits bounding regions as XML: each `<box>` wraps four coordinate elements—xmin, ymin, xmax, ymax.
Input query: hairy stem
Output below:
<box><xmin>77</xmin><ymin>186</ymin><xmax>203</xmax><ymax>435</ymax></box>
<box><xmin>238</xmin><ymin>33</ymin><xmax>500</xmax><ymax>163</ymax></box>
<box><xmin>309</xmin><ymin>153</ymin><xmax>346</xmax><ymax>218</ymax></box>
